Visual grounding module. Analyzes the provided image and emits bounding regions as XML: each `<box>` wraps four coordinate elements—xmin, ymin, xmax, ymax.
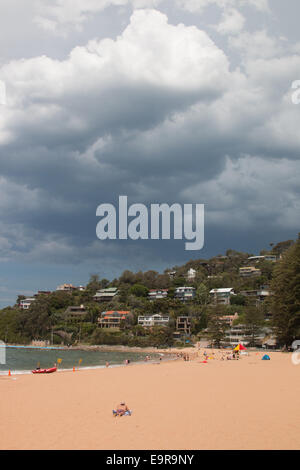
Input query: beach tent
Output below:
<box><xmin>262</xmin><ymin>354</ymin><xmax>270</xmax><ymax>360</ymax></box>
<box><xmin>233</xmin><ymin>344</ymin><xmax>247</xmax><ymax>351</ymax></box>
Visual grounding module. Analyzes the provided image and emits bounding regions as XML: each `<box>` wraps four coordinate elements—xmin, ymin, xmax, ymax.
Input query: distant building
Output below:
<box><xmin>174</xmin><ymin>287</ymin><xmax>195</xmax><ymax>302</ymax></box>
<box><xmin>209</xmin><ymin>288</ymin><xmax>235</xmax><ymax>305</ymax></box>
<box><xmin>239</xmin><ymin>289</ymin><xmax>258</xmax><ymax>305</ymax></box>
<box><xmin>175</xmin><ymin>316</ymin><xmax>191</xmax><ymax>336</ymax></box>
<box><xmin>224</xmin><ymin>324</ymin><xmax>248</xmax><ymax>346</ymax></box>
<box><xmin>247</xmin><ymin>255</ymin><xmax>277</xmax><ymax>263</ymax></box>
<box><xmin>225</xmin><ymin>324</ymin><xmax>272</xmax><ymax>347</ymax></box>
<box><xmin>56</xmin><ymin>283</ymin><xmax>77</xmax><ymax>292</ymax></box>
<box><xmin>167</xmin><ymin>271</ymin><xmax>176</xmax><ymax>278</ymax></box>
<box><xmin>219</xmin><ymin>312</ymin><xmax>239</xmax><ymax>326</ymax></box>
<box><xmin>256</xmin><ymin>287</ymin><xmax>272</xmax><ymax>302</ymax></box>
<box><xmin>148</xmin><ymin>289</ymin><xmax>168</xmax><ymax>300</ymax></box>
<box><xmin>239</xmin><ymin>267</ymin><xmax>261</xmax><ymax>277</ymax></box>
<box><xmin>97</xmin><ymin>311</ymin><xmax>131</xmax><ymax>329</ymax></box>
<box><xmin>64</xmin><ymin>305</ymin><xmax>88</xmax><ymax>321</ymax></box>
<box><xmin>247</xmin><ymin>256</ymin><xmax>265</xmax><ymax>263</ymax></box>
<box><xmin>138</xmin><ymin>313</ymin><xmax>169</xmax><ymax>328</ymax></box>
<box><xmin>264</xmin><ymin>255</ymin><xmax>277</xmax><ymax>262</ymax></box>
<box><xmin>93</xmin><ymin>287</ymin><xmax>118</xmax><ymax>302</ymax></box>
<box><xmin>240</xmin><ymin>286</ymin><xmax>272</xmax><ymax>306</ymax></box>
<box><xmin>19</xmin><ymin>297</ymin><xmax>36</xmax><ymax>310</ymax></box>
<box><xmin>35</xmin><ymin>291</ymin><xmax>52</xmax><ymax>296</ymax></box>
<box><xmin>186</xmin><ymin>268</ymin><xmax>196</xmax><ymax>280</ymax></box>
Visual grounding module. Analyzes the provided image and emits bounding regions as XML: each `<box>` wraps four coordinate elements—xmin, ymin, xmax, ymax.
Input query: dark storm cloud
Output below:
<box><xmin>0</xmin><ymin>5</ymin><xmax>299</xmax><ymax>278</ymax></box>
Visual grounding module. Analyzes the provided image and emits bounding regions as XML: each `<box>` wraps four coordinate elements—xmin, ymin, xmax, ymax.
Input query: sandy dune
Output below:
<box><xmin>0</xmin><ymin>350</ymin><xmax>299</xmax><ymax>450</ymax></box>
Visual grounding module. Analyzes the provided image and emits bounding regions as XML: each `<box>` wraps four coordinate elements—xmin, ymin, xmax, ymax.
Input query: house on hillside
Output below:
<box><xmin>138</xmin><ymin>313</ymin><xmax>169</xmax><ymax>328</ymax></box>
<box><xmin>240</xmin><ymin>285</ymin><xmax>272</xmax><ymax>306</ymax></box>
<box><xmin>186</xmin><ymin>268</ymin><xmax>196</xmax><ymax>280</ymax></box>
<box><xmin>97</xmin><ymin>310</ymin><xmax>131</xmax><ymax>329</ymax></box>
<box><xmin>264</xmin><ymin>255</ymin><xmax>277</xmax><ymax>262</ymax></box>
<box><xmin>219</xmin><ymin>312</ymin><xmax>239</xmax><ymax>326</ymax></box>
<box><xmin>36</xmin><ymin>291</ymin><xmax>52</xmax><ymax>296</ymax></box>
<box><xmin>239</xmin><ymin>267</ymin><xmax>261</xmax><ymax>277</ymax></box>
<box><xmin>93</xmin><ymin>287</ymin><xmax>118</xmax><ymax>302</ymax></box>
<box><xmin>166</xmin><ymin>270</ymin><xmax>176</xmax><ymax>278</ymax></box>
<box><xmin>248</xmin><ymin>255</ymin><xmax>277</xmax><ymax>263</ymax></box>
<box><xmin>64</xmin><ymin>305</ymin><xmax>88</xmax><ymax>321</ymax></box>
<box><xmin>225</xmin><ymin>323</ymin><xmax>272</xmax><ymax>348</ymax></box>
<box><xmin>209</xmin><ymin>288</ymin><xmax>235</xmax><ymax>305</ymax></box>
<box><xmin>19</xmin><ymin>297</ymin><xmax>36</xmax><ymax>310</ymax></box>
<box><xmin>148</xmin><ymin>289</ymin><xmax>168</xmax><ymax>300</ymax></box>
<box><xmin>56</xmin><ymin>283</ymin><xmax>77</xmax><ymax>292</ymax></box>
<box><xmin>174</xmin><ymin>286</ymin><xmax>195</xmax><ymax>302</ymax></box>
<box><xmin>175</xmin><ymin>316</ymin><xmax>191</xmax><ymax>336</ymax></box>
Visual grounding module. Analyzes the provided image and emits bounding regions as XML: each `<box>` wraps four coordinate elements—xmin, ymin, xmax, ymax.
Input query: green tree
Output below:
<box><xmin>270</xmin><ymin>236</ymin><xmax>300</xmax><ymax>347</ymax></box>
<box><xmin>231</xmin><ymin>294</ymin><xmax>246</xmax><ymax>306</ymax></box>
<box><xmin>129</xmin><ymin>284</ymin><xmax>149</xmax><ymax>298</ymax></box>
<box><xmin>195</xmin><ymin>283</ymin><xmax>209</xmax><ymax>305</ymax></box>
<box><xmin>22</xmin><ymin>299</ymin><xmax>52</xmax><ymax>339</ymax></box>
<box><xmin>206</xmin><ymin>309</ymin><xmax>227</xmax><ymax>348</ymax></box>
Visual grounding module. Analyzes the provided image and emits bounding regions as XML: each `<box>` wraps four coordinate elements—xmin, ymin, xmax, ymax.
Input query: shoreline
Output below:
<box><xmin>0</xmin><ymin>344</ymin><xmax>283</xmax><ymax>376</ymax></box>
<box><xmin>0</xmin><ymin>344</ymin><xmax>180</xmax><ymax>376</ymax></box>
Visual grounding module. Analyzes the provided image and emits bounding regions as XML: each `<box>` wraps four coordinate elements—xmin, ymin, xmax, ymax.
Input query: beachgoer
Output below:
<box><xmin>114</xmin><ymin>402</ymin><xmax>129</xmax><ymax>417</ymax></box>
<box><xmin>106</xmin><ymin>362</ymin><xmax>109</xmax><ymax>368</ymax></box>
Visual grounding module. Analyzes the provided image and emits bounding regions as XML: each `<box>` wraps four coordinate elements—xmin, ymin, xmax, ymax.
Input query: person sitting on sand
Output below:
<box><xmin>113</xmin><ymin>402</ymin><xmax>129</xmax><ymax>417</ymax></box>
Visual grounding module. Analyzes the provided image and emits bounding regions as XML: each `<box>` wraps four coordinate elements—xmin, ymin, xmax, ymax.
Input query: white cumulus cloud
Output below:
<box><xmin>215</xmin><ymin>8</ymin><xmax>245</xmax><ymax>35</ymax></box>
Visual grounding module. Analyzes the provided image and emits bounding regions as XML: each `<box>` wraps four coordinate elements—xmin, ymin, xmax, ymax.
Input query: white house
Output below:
<box><xmin>186</xmin><ymin>268</ymin><xmax>196</xmax><ymax>280</ymax></box>
<box><xmin>19</xmin><ymin>297</ymin><xmax>36</xmax><ymax>310</ymax></box>
<box><xmin>209</xmin><ymin>288</ymin><xmax>235</xmax><ymax>305</ymax></box>
<box><xmin>174</xmin><ymin>286</ymin><xmax>195</xmax><ymax>302</ymax></box>
<box><xmin>148</xmin><ymin>289</ymin><xmax>168</xmax><ymax>300</ymax></box>
<box><xmin>138</xmin><ymin>314</ymin><xmax>169</xmax><ymax>328</ymax></box>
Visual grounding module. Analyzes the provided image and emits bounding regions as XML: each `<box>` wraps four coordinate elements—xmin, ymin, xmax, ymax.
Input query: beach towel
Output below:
<box><xmin>112</xmin><ymin>409</ymin><xmax>132</xmax><ymax>416</ymax></box>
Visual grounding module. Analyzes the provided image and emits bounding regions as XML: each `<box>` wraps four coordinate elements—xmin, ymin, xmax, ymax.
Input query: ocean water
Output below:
<box><xmin>0</xmin><ymin>346</ymin><xmax>161</xmax><ymax>374</ymax></box>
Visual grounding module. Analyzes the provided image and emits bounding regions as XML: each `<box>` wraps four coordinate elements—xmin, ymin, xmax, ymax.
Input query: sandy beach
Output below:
<box><xmin>0</xmin><ymin>349</ymin><xmax>299</xmax><ymax>450</ymax></box>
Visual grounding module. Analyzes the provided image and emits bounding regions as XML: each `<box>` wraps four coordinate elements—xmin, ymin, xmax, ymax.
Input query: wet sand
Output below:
<box><xmin>0</xmin><ymin>349</ymin><xmax>299</xmax><ymax>450</ymax></box>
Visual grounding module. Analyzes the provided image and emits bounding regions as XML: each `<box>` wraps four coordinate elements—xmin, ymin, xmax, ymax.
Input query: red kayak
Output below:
<box><xmin>32</xmin><ymin>367</ymin><xmax>57</xmax><ymax>374</ymax></box>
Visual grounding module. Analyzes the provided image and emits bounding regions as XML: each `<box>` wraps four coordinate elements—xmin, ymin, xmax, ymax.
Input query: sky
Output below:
<box><xmin>0</xmin><ymin>0</ymin><xmax>299</xmax><ymax>307</ymax></box>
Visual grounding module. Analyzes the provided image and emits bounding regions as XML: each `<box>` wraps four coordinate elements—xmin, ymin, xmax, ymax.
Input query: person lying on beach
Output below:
<box><xmin>113</xmin><ymin>402</ymin><xmax>130</xmax><ymax>417</ymax></box>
